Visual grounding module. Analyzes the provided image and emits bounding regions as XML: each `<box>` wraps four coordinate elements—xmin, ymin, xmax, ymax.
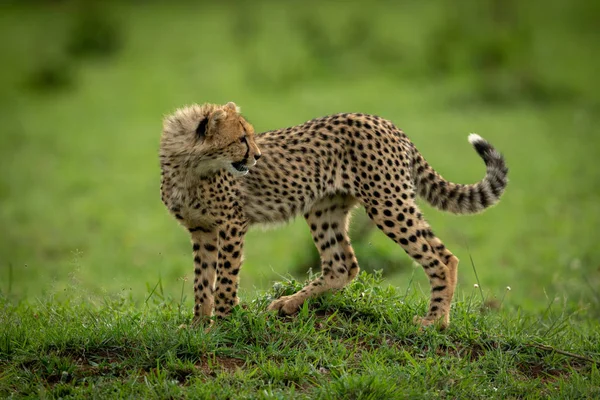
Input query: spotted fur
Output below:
<box><xmin>160</xmin><ymin>102</ymin><xmax>508</xmax><ymax>328</ymax></box>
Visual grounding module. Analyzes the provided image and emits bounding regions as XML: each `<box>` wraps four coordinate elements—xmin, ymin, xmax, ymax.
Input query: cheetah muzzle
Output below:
<box><xmin>159</xmin><ymin>101</ymin><xmax>508</xmax><ymax>330</ymax></box>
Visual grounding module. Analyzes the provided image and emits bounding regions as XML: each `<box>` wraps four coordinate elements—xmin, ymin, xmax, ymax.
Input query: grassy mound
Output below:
<box><xmin>1</xmin><ymin>272</ymin><xmax>598</xmax><ymax>398</ymax></box>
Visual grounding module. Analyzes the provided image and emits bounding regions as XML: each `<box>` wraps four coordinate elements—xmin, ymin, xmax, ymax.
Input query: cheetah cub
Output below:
<box><xmin>160</xmin><ymin>102</ymin><xmax>508</xmax><ymax>328</ymax></box>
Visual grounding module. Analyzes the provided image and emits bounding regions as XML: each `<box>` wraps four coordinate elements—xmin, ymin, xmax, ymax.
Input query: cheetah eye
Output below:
<box><xmin>240</xmin><ymin>135</ymin><xmax>247</xmax><ymax>143</ymax></box>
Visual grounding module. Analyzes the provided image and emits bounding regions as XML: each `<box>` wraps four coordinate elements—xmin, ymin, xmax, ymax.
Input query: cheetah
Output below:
<box><xmin>160</xmin><ymin>101</ymin><xmax>508</xmax><ymax>328</ymax></box>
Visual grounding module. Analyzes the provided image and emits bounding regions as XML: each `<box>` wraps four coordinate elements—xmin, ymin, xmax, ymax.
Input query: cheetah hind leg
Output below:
<box><xmin>366</xmin><ymin>200</ymin><xmax>457</xmax><ymax>329</ymax></box>
<box><xmin>268</xmin><ymin>195</ymin><xmax>360</xmax><ymax>315</ymax></box>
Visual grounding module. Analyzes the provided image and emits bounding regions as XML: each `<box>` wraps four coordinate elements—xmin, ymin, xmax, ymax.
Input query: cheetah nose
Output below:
<box><xmin>254</xmin><ymin>153</ymin><xmax>262</xmax><ymax>161</ymax></box>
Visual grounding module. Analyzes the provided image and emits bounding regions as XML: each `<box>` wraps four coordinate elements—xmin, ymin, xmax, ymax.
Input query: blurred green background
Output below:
<box><xmin>1</xmin><ymin>0</ymin><xmax>598</xmax><ymax>316</ymax></box>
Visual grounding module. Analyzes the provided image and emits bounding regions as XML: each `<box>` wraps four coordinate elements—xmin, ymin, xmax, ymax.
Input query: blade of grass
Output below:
<box><xmin>463</xmin><ymin>236</ymin><xmax>485</xmax><ymax>305</ymax></box>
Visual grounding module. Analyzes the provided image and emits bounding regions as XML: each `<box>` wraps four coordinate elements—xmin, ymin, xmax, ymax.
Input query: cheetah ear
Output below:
<box><xmin>195</xmin><ymin>117</ymin><xmax>209</xmax><ymax>140</ymax></box>
<box><xmin>225</xmin><ymin>101</ymin><xmax>240</xmax><ymax>113</ymax></box>
<box><xmin>208</xmin><ymin>109</ymin><xmax>226</xmax><ymax>134</ymax></box>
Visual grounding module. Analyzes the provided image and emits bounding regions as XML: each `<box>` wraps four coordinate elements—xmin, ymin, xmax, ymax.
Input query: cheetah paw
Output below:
<box><xmin>413</xmin><ymin>315</ymin><xmax>448</xmax><ymax>330</ymax></box>
<box><xmin>267</xmin><ymin>295</ymin><xmax>304</xmax><ymax>315</ymax></box>
<box><xmin>191</xmin><ymin>316</ymin><xmax>214</xmax><ymax>331</ymax></box>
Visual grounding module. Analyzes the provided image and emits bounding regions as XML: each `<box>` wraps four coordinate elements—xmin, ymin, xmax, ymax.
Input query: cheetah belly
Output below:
<box><xmin>242</xmin><ymin>187</ymin><xmax>314</xmax><ymax>225</ymax></box>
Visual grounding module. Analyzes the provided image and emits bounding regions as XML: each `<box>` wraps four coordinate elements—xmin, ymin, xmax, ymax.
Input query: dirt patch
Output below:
<box><xmin>515</xmin><ymin>361</ymin><xmax>576</xmax><ymax>383</ymax></box>
<box><xmin>433</xmin><ymin>341</ymin><xmax>498</xmax><ymax>361</ymax></box>
<box><xmin>195</xmin><ymin>355</ymin><xmax>247</xmax><ymax>376</ymax></box>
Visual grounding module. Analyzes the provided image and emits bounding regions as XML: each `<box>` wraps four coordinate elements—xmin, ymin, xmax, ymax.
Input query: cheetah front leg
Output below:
<box><xmin>268</xmin><ymin>195</ymin><xmax>360</xmax><ymax>315</ymax></box>
<box><xmin>189</xmin><ymin>229</ymin><xmax>219</xmax><ymax>324</ymax></box>
<box><xmin>213</xmin><ymin>224</ymin><xmax>247</xmax><ymax>317</ymax></box>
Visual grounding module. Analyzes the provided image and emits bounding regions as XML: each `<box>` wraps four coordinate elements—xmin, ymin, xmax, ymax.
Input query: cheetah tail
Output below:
<box><xmin>413</xmin><ymin>134</ymin><xmax>508</xmax><ymax>214</ymax></box>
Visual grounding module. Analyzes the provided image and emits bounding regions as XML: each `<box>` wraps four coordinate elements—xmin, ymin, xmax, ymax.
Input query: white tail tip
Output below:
<box><xmin>468</xmin><ymin>133</ymin><xmax>484</xmax><ymax>144</ymax></box>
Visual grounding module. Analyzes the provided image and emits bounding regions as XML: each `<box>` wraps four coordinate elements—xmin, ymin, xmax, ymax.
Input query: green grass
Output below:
<box><xmin>1</xmin><ymin>273</ymin><xmax>599</xmax><ymax>398</ymax></box>
<box><xmin>0</xmin><ymin>1</ymin><xmax>599</xmax><ymax>397</ymax></box>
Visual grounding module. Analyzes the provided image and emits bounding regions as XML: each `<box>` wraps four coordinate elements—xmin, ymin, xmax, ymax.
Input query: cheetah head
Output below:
<box><xmin>161</xmin><ymin>102</ymin><xmax>261</xmax><ymax>177</ymax></box>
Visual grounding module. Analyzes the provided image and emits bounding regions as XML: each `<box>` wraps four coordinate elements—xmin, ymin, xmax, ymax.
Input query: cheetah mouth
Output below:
<box><xmin>231</xmin><ymin>161</ymin><xmax>249</xmax><ymax>174</ymax></box>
